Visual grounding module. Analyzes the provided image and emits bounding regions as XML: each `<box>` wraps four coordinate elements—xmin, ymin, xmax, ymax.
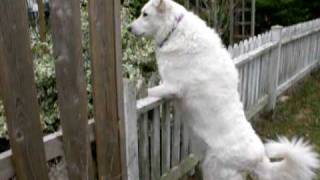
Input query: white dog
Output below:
<box><xmin>129</xmin><ymin>0</ymin><xmax>319</xmax><ymax>179</ymax></box>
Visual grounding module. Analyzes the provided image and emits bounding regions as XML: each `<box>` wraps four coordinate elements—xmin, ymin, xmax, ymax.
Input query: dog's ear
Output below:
<box><xmin>151</xmin><ymin>0</ymin><xmax>167</xmax><ymax>12</ymax></box>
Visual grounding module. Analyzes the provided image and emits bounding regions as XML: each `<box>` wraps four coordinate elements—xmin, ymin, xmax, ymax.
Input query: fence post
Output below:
<box><xmin>0</xmin><ymin>1</ymin><xmax>49</xmax><ymax>179</ymax></box>
<box><xmin>123</xmin><ymin>80</ymin><xmax>140</xmax><ymax>180</ymax></box>
<box><xmin>36</xmin><ymin>0</ymin><xmax>46</xmax><ymax>41</ymax></box>
<box><xmin>267</xmin><ymin>25</ymin><xmax>283</xmax><ymax>110</ymax></box>
<box><xmin>88</xmin><ymin>0</ymin><xmax>127</xmax><ymax>179</ymax></box>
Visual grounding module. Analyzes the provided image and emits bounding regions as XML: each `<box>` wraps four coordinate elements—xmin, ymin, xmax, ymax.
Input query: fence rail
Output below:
<box><xmin>0</xmin><ymin>1</ymin><xmax>320</xmax><ymax>178</ymax></box>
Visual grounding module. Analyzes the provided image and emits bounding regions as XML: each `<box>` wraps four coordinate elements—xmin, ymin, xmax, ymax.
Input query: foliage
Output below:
<box><xmin>256</xmin><ymin>0</ymin><xmax>320</xmax><ymax>33</ymax></box>
<box><xmin>0</xmin><ymin>1</ymin><xmax>156</xmax><ymax>138</ymax></box>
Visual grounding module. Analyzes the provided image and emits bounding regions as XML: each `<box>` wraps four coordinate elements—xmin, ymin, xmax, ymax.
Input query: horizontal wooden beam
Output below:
<box><xmin>234</xmin><ymin>42</ymin><xmax>277</xmax><ymax>67</ymax></box>
<box><xmin>277</xmin><ymin>60</ymin><xmax>319</xmax><ymax>96</ymax></box>
<box><xmin>282</xmin><ymin>27</ymin><xmax>320</xmax><ymax>45</ymax></box>
<box><xmin>160</xmin><ymin>154</ymin><xmax>199</xmax><ymax>180</ymax></box>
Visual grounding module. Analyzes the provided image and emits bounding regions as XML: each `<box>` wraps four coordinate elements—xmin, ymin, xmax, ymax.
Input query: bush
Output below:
<box><xmin>0</xmin><ymin>1</ymin><xmax>156</xmax><ymax>138</ymax></box>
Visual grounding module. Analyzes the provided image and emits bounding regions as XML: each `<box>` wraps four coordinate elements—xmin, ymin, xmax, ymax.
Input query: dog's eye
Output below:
<box><xmin>143</xmin><ymin>12</ymin><xmax>148</xmax><ymax>17</ymax></box>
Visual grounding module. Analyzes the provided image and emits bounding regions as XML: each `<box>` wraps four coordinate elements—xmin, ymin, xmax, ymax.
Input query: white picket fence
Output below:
<box><xmin>123</xmin><ymin>18</ymin><xmax>320</xmax><ymax>180</ymax></box>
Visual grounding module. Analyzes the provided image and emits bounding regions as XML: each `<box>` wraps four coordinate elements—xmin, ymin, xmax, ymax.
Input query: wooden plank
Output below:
<box><xmin>180</xmin><ymin>116</ymin><xmax>190</xmax><ymax>161</ymax></box>
<box><xmin>281</xmin><ymin>26</ymin><xmax>320</xmax><ymax>45</ymax></box>
<box><xmin>160</xmin><ymin>154</ymin><xmax>199</xmax><ymax>180</ymax></box>
<box><xmin>277</xmin><ymin>60</ymin><xmax>319</xmax><ymax>96</ymax></box>
<box><xmin>172</xmin><ymin>101</ymin><xmax>181</xmax><ymax>166</ymax></box>
<box><xmin>241</xmin><ymin>0</ymin><xmax>246</xmax><ymax>38</ymax></box>
<box><xmin>151</xmin><ymin>107</ymin><xmax>161</xmax><ymax>180</ymax></box>
<box><xmin>0</xmin><ymin>1</ymin><xmax>49</xmax><ymax>179</ymax></box>
<box><xmin>251</xmin><ymin>0</ymin><xmax>256</xmax><ymax>36</ymax></box>
<box><xmin>88</xmin><ymin>0</ymin><xmax>126</xmax><ymax>179</ymax></box>
<box><xmin>234</xmin><ymin>42</ymin><xmax>277</xmax><ymax>67</ymax></box>
<box><xmin>267</xmin><ymin>26</ymin><xmax>282</xmax><ymax>110</ymax></box>
<box><xmin>0</xmin><ymin>119</ymin><xmax>95</xmax><ymax>179</ymax></box>
<box><xmin>243</xmin><ymin>64</ymin><xmax>249</xmax><ymax>109</ymax></box>
<box><xmin>123</xmin><ymin>80</ymin><xmax>140</xmax><ymax>180</ymax></box>
<box><xmin>137</xmin><ymin>96</ymin><xmax>165</xmax><ymax>114</ymax></box>
<box><xmin>138</xmin><ymin>113</ymin><xmax>151</xmax><ymax>180</ymax></box>
<box><xmin>50</xmin><ymin>0</ymin><xmax>93</xmax><ymax>179</ymax></box>
<box><xmin>248</xmin><ymin>61</ymin><xmax>254</xmax><ymax>108</ymax></box>
<box><xmin>184</xmin><ymin>0</ymin><xmax>190</xmax><ymax>9</ymax></box>
<box><xmin>37</xmin><ymin>0</ymin><xmax>46</xmax><ymax>41</ymax></box>
<box><xmin>245</xmin><ymin>95</ymin><xmax>268</xmax><ymax>120</ymax></box>
<box><xmin>161</xmin><ymin>102</ymin><xmax>171</xmax><ymax>175</ymax></box>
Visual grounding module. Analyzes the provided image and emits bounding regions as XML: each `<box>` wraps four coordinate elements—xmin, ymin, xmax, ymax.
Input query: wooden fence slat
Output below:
<box><xmin>268</xmin><ymin>25</ymin><xmax>282</xmax><ymax>110</ymax></box>
<box><xmin>161</xmin><ymin>102</ymin><xmax>171</xmax><ymax>175</ymax></box>
<box><xmin>50</xmin><ymin>0</ymin><xmax>93</xmax><ymax>179</ymax></box>
<box><xmin>172</xmin><ymin>101</ymin><xmax>181</xmax><ymax>166</ymax></box>
<box><xmin>243</xmin><ymin>64</ymin><xmax>249</xmax><ymax>109</ymax></box>
<box><xmin>123</xmin><ymin>80</ymin><xmax>140</xmax><ymax>180</ymax></box>
<box><xmin>36</xmin><ymin>0</ymin><xmax>46</xmax><ymax>41</ymax></box>
<box><xmin>160</xmin><ymin>154</ymin><xmax>199</xmax><ymax>180</ymax></box>
<box><xmin>180</xmin><ymin>116</ymin><xmax>190</xmax><ymax>161</ymax></box>
<box><xmin>139</xmin><ymin>113</ymin><xmax>151</xmax><ymax>179</ymax></box>
<box><xmin>0</xmin><ymin>1</ymin><xmax>49</xmax><ymax>179</ymax></box>
<box><xmin>89</xmin><ymin>0</ymin><xmax>126</xmax><ymax>179</ymax></box>
<box><xmin>151</xmin><ymin>107</ymin><xmax>161</xmax><ymax>180</ymax></box>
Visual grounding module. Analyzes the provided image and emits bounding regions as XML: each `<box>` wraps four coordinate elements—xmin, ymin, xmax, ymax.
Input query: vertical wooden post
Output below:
<box><xmin>195</xmin><ymin>0</ymin><xmax>200</xmax><ymax>15</ymax></box>
<box><xmin>241</xmin><ymin>0</ymin><xmax>245</xmax><ymax>38</ymax></box>
<box><xmin>184</xmin><ymin>0</ymin><xmax>190</xmax><ymax>9</ymax></box>
<box><xmin>0</xmin><ymin>1</ymin><xmax>49</xmax><ymax>179</ymax></box>
<box><xmin>123</xmin><ymin>80</ymin><xmax>139</xmax><ymax>180</ymax></box>
<box><xmin>213</xmin><ymin>0</ymin><xmax>219</xmax><ymax>30</ymax></box>
<box><xmin>229</xmin><ymin>0</ymin><xmax>234</xmax><ymax>44</ymax></box>
<box><xmin>89</xmin><ymin>0</ymin><xmax>126</xmax><ymax>179</ymax></box>
<box><xmin>251</xmin><ymin>0</ymin><xmax>256</xmax><ymax>36</ymax></box>
<box><xmin>50</xmin><ymin>0</ymin><xmax>94</xmax><ymax>179</ymax></box>
<box><xmin>267</xmin><ymin>25</ymin><xmax>283</xmax><ymax>110</ymax></box>
<box><xmin>37</xmin><ymin>0</ymin><xmax>46</xmax><ymax>41</ymax></box>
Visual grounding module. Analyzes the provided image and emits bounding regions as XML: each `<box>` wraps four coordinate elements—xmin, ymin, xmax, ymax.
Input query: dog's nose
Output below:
<box><xmin>128</xmin><ymin>26</ymin><xmax>132</xmax><ymax>32</ymax></box>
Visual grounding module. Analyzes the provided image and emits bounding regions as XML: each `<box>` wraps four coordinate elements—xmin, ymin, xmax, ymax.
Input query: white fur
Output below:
<box><xmin>130</xmin><ymin>0</ymin><xmax>320</xmax><ymax>179</ymax></box>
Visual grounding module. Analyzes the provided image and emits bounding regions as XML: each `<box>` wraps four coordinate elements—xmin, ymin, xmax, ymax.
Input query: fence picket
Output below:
<box><xmin>161</xmin><ymin>102</ymin><xmax>172</xmax><ymax>174</ymax></box>
<box><xmin>123</xmin><ymin>80</ymin><xmax>139</xmax><ymax>180</ymax></box>
<box><xmin>50</xmin><ymin>0</ymin><xmax>93</xmax><ymax>179</ymax></box>
<box><xmin>0</xmin><ymin>1</ymin><xmax>49</xmax><ymax>179</ymax></box>
<box><xmin>151</xmin><ymin>108</ymin><xmax>161</xmax><ymax>180</ymax></box>
<box><xmin>88</xmin><ymin>0</ymin><xmax>126</xmax><ymax>179</ymax></box>
<box><xmin>172</xmin><ymin>101</ymin><xmax>181</xmax><ymax>166</ymax></box>
<box><xmin>139</xmin><ymin>113</ymin><xmax>151</xmax><ymax>179</ymax></box>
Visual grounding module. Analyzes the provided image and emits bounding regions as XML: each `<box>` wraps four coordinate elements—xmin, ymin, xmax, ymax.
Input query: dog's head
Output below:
<box><xmin>128</xmin><ymin>0</ymin><xmax>174</xmax><ymax>38</ymax></box>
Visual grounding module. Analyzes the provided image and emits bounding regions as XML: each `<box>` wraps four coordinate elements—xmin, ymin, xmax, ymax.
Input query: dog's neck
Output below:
<box><xmin>156</xmin><ymin>13</ymin><xmax>184</xmax><ymax>48</ymax></box>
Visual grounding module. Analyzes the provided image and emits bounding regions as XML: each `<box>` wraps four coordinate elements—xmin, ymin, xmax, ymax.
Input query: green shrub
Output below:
<box><xmin>0</xmin><ymin>1</ymin><xmax>156</xmax><ymax>138</ymax></box>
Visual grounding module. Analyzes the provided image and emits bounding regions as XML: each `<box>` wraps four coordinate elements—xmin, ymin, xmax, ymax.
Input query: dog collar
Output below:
<box><xmin>158</xmin><ymin>14</ymin><xmax>184</xmax><ymax>48</ymax></box>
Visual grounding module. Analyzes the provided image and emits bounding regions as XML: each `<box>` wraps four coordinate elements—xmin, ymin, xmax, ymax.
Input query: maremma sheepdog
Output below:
<box><xmin>129</xmin><ymin>0</ymin><xmax>319</xmax><ymax>179</ymax></box>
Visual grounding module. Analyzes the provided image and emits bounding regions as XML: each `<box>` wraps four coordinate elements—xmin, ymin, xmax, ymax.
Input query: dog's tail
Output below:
<box><xmin>254</xmin><ymin>136</ymin><xmax>319</xmax><ymax>180</ymax></box>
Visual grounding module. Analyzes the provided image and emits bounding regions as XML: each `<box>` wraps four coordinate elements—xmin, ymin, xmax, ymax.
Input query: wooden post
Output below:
<box><xmin>251</xmin><ymin>0</ymin><xmax>256</xmax><ymax>36</ymax></box>
<box><xmin>0</xmin><ymin>1</ymin><xmax>49</xmax><ymax>179</ymax></box>
<box><xmin>184</xmin><ymin>0</ymin><xmax>190</xmax><ymax>9</ymax></box>
<box><xmin>267</xmin><ymin>25</ymin><xmax>283</xmax><ymax>110</ymax></box>
<box><xmin>37</xmin><ymin>0</ymin><xmax>46</xmax><ymax>41</ymax></box>
<box><xmin>229</xmin><ymin>0</ymin><xmax>234</xmax><ymax>44</ymax></box>
<box><xmin>213</xmin><ymin>0</ymin><xmax>219</xmax><ymax>30</ymax></box>
<box><xmin>241</xmin><ymin>0</ymin><xmax>245</xmax><ymax>38</ymax></box>
<box><xmin>50</xmin><ymin>0</ymin><xmax>94</xmax><ymax>179</ymax></box>
<box><xmin>123</xmin><ymin>80</ymin><xmax>140</xmax><ymax>180</ymax></box>
<box><xmin>89</xmin><ymin>0</ymin><xmax>126</xmax><ymax>179</ymax></box>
